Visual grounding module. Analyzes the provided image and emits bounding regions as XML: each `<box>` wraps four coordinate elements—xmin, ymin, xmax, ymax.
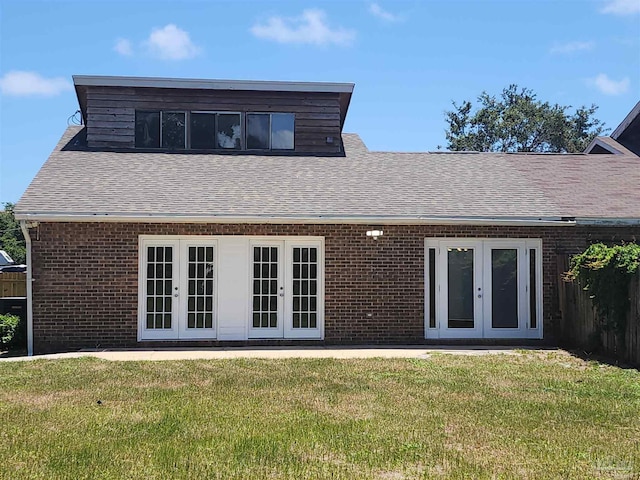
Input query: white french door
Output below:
<box><xmin>139</xmin><ymin>238</ymin><xmax>217</xmax><ymax>340</ymax></box>
<box><xmin>249</xmin><ymin>240</ymin><xmax>323</xmax><ymax>339</ymax></box>
<box><xmin>248</xmin><ymin>241</ymin><xmax>284</xmax><ymax>338</ymax></box>
<box><xmin>425</xmin><ymin>238</ymin><xmax>542</xmax><ymax>339</ymax></box>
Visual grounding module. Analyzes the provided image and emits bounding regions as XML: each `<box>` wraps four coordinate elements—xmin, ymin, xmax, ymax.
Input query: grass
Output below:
<box><xmin>0</xmin><ymin>351</ymin><xmax>639</xmax><ymax>479</ymax></box>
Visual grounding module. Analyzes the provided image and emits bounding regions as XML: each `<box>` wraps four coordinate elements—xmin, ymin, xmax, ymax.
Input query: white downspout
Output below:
<box><xmin>19</xmin><ymin>221</ymin><xmax>33</xmax><ymax>356</ymax></box>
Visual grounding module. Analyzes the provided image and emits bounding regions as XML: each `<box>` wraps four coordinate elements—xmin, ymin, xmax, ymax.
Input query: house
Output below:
<box><xmin>14</xmin><ymin>75</ymin><xmax>640</xmax><ymax>354</ymax></box>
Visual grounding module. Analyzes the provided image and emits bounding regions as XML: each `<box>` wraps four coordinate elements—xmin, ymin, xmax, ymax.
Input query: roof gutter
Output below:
<box><xmin>574</xmin><ymin>217</ymin><xmax>640</xmax><ymax>226</ymax></box>
<box><xmin>19</xmin><ymin>221</ymin><xmax>34</xmax><ymax>356</ymax></box>
<box><xmin>14</xmin><ymin>213</ymin><xmax>577</xmax><ymax>227</ymax></box>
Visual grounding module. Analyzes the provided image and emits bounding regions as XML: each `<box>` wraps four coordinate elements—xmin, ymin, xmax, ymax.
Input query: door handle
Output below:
<box><xmin>174</xmin><ymin>293</ymin><xmax>179</xmax><ymax>297</ymax></box>
<box><xmin>477</xmin><ymin>294</ymin><xmax>482</xmax><ymax>298</ymax></box>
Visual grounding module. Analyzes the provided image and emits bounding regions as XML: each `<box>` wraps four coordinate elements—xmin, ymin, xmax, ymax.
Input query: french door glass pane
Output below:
<box><xmin>491</xmin><ymin>249</ymin><xmax>518</xmax><ymax>328</ymax></box>
<box><xmin>146</xmin><ymin>246</ymin><xmax>173</xmax><ymax>329</ymax></box>
<box><xmin>428</xmin><ymin>248</ymin><xmax>436</xmax><ymax>328</ymax></box>
<box><xmin>252</xmin><ymin>246</ymin><xmax>278</xmax><ymax>328</ymax></box>
<box><xmin>292</xmin><ymin>247</ymin><xmax>318</xmax><ymax>329</ymax></box>
<box><xmin>529</xmin><ymin>249</ymin><xmax>537</xmax><ymax>328</ymax></box>
<box><xmin>447</xmin><ymin>248</ymin><xmax>474</xmax><ymax>328</ymax></box>
<box><xmin>186</xmin><ymin>246</ymin><xmax>215</xmax><ymax>329</ymax></box>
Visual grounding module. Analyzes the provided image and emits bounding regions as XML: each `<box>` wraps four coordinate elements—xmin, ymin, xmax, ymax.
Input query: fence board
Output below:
<box><xmin>558</xmin><ymin>255</ymin><xmax>640</xmax><ymax>366</ymax></box>
<box><xmin>0</xmin><ymin>272</ymin><xmax>26</xmax><ymax>297</ymax></box>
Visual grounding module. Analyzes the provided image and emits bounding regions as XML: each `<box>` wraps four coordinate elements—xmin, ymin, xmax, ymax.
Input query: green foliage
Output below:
<box><xmin>566</xmin><ymin>243</ymin><xmax>640</xmax><ymax>336</ymax></box>
<box><xmin>0</xmin><ymin>202</ymin><xmax>26</xmax><ymax>264</ymax></box>
<box><xmin>0</xmin><ymin>313</ymin><xmax>20</xmax><ymax>348</ymax></box>
<box><xmin>445</xmin><ymin>85</ymin><xmax>607</xmax><ymax>153</ymax></box>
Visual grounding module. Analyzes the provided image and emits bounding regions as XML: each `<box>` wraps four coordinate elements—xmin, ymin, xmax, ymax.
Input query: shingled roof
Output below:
<box><xmin>15</xmin><ymin>126</ymin><xmax>640</xmax><ymax>225</ymax></box>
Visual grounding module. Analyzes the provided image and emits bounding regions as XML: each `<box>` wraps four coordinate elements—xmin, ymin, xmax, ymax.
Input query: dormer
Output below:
<box><xmin>73</xmin><ymin>75</ymin><xmax>354</xmax><ymax>155</ymax></box>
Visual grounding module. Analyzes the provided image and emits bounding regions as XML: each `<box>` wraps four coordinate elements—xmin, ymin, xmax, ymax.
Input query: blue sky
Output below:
<box><xmin>1</xmin><ymin>0</ymin><xmax>639</xmax><ymax>204</ymax></box>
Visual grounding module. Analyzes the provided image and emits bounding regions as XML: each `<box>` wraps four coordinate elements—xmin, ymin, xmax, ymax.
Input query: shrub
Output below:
<box><xmin>0</xmin><ymin>313</ymin><xmax>21</xmax><ymax>349</ymax></box>
<box><xmin>566</xmin><ymin>242</ymin><xmax>640</xmax><ymax>337</ymax></box>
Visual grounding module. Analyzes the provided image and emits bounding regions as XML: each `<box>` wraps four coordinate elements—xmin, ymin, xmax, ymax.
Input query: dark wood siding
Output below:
<box><xmin>85</xmin><ymin>86</ymin><xmax>343</xmax><ymax>153</ymax></box>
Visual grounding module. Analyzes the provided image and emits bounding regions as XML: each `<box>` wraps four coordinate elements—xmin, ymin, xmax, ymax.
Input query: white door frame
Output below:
<box><xmin>425</xmin><ymin>238</ymin><xmax>543</xmax><ymax>340</ymax></box>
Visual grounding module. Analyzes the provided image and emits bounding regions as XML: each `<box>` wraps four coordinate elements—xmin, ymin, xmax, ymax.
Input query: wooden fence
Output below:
<box><xmin>558</xmin><ymin>256</ymin><xmax>640</xmax><ymax>367</ymax></box>
<box><xmin>0</xmin><ymin>272</ymin><xmax>26</xmax><ymax>298</ymax></box>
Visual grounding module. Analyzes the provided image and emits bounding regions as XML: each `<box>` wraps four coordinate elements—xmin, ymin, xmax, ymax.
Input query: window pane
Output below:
<box><xmin>247</xmin><ymin>114</ymin><xmax>270</xmax><ymax>149</ymax></box>
<box><xmin>217</xmin><ymin>114</ymin><xmax>241</xmax><ymax>149</ymax></box>
<box><xmin>190</xmin><ymin>113</ymin><xmax>216</xmax><ymax>149</ymax></box>
<box><xmin>529</xmin><ymin>249</ymin><xmax>537</xmax><ymax>328</ymax></box>
<box><xmin>135</xmin><ymin>111</ymin><xmax>160</xmax><ymax>148</ymax></box>
<box><xmin>271</xmin><ymin>113</ymin><xmax>294</xmax><ymax>150</ymax></box>
<box><xmin>161</xmin><ymin>112</ymin><xmax>186</xmax><ymax>149</ymax></box>
<box><xmin>448</xmin><ymin>249</ymin><xmax>474</xmax><ymax>328</ymax></box>
<box><xmin>429</xmin><ymin>248</ymin><xmax>436</xmax><ymax>328</ymax></box>
<box><xmin>491</xmin><ymin>249</ymin><xmax>518</xmax><ymax>328</ymax></box>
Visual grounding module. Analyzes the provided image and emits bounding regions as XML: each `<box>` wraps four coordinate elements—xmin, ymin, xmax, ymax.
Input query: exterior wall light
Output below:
<box><xmin>366</xmin><ymin>230</ymin><xmax>383</xmax><ymax>240</ymax></box>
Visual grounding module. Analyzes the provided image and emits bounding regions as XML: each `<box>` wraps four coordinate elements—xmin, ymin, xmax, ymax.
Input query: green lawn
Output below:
<box><xmin>0</xmin><ymin>352</ymin><xmax>638</xmax><ymax>479</ymax></box>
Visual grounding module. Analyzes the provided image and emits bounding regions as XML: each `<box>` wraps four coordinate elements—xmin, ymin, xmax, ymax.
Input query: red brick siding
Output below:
<box><xmin>29</xmin><ymin>222</ymin><xmax>640</xmax><ymax>352</ymax></box>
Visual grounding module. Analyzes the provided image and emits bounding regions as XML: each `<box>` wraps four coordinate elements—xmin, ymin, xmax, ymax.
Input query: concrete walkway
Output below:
<box><xmin>0</xmin><ymin>345</ymin><xmax>545</xmax><ymax>362</ymax></box>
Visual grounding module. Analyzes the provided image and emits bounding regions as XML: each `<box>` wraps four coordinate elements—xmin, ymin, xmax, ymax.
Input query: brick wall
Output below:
<box><xmin>29</xmin><ymin>222</ymin><xmax>640</xmax><ymax>352</ymax></box>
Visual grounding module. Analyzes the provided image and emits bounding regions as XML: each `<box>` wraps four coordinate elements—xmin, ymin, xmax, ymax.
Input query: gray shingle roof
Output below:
<box><xmin>15</xmin><ymin>126</ymin><xmax>640</xmax><ymax>223</ymax></box>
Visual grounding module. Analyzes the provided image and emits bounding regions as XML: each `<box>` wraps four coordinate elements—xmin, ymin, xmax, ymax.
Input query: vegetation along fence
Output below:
<box><xmin>0</xmin><ymin>272</ymin><xmax>26</xmax><ymax>298</ymax></box>
<box><xmin>558</xmin><ymin>255</ymin><xmax>640</xmax><ymax>367</ymax></box>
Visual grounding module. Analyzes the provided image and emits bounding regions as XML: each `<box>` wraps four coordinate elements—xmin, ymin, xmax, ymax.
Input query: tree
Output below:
<box><xmin>0</xmin><ymin>203</ymin><xmax>26</xmax><ymax>264</ymax></box>
<box><xmin>445</xmin><ymin>85</ymin><xmax>607</xmax><ymax>153</ymax></box>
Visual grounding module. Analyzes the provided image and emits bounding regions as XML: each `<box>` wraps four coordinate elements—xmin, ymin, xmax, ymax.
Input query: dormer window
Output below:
<box><xmin>134</xmin><ymin>110</ymin><xmax>294</xmax><ymax>151</ymax></box>
<box><xmin>135</xmin><ymin>111</ymin><xmax>186</xmax><ymax>149</ymax></box>
<box><xmin>162</xmin><ymin>112</ymin><xmax>186</xmax><ymax>149</ymax></box>
<box><xmin>135</xmin><ymin>111</ymin><xmax>160</xmax><ymax>148</ymax></box>
<box><xmin>247</xmin><ymin>113</ymin><xmax>295</xmax><ymax>150</ymax></box>
<box><xmin>191</xmin><ymin>112</ymin><xmax>241</xmax><ymax>150</ymax></box>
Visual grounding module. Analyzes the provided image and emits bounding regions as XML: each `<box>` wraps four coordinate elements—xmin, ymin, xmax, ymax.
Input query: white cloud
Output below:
<box><xmin>590</xmin><ymin>73</ymin><xmax>630</xmax><ymax>95</ymax></box>
<box><xmin>250</xmin><ymin>9</ymin><xmax>355</xmax><ymax>46</ymax></box>
<box><xmin>0</xmin><ymin>70</ymin><xmax>72</xmax><ymax>97</ymax></box>
<box><xmin>600</xmin><ymin>0</ymin><xmax>640</xmax><ymax>15</ymax></box>
<box><xmin>114</xmin><ymin>38</ymin><xmax>133</xmax><ymax>56</ymax></box>
<box><xmin>550</xmin><ymin>41</ymin><xmax>594</xmax><ymax>54</ymax></box>
<box><xmin>369</xmin><ymin>3</ymin><xmax>402</xmax><ymax>22</ymax></box>
<box><xmin>144</xmin><ymin>24</ymin><xmax>200</xmax><ymax>60</ymax></box>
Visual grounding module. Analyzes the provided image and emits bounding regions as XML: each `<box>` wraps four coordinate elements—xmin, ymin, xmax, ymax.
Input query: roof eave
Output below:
<box><xmin>584</xmin><ymin>137</ymin><xmax>623</xmax><ymax>155</ymax></box>
<box><xmin>611</xmin><ymin>101</ymin><xmax>640</xmax><ymax>140</ymax></box>
<box><xmin>13</xmin><ymin>212</ymin><xmax>577</xmax><ymax>227</ymax></box>
<box><xmin>72</xmin><ymin>75</ymin><xmax>355</xmax><ymax>94</ymax></box>
<box><xmin>574</xmin><ymin>217</ymin><xmax>640</xmax><ymax>226</ymax></box>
